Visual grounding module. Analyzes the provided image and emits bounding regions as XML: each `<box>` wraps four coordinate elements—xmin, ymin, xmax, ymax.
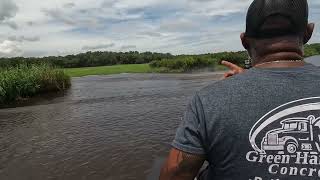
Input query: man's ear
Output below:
<box><xmin>304</xmin><ymin>23</ymin><xmax>315</xmax><ymax>44</ymax></box>
<box><xmin>240</xmin><ymin>33</ymin><xmax>250</xmax><ymax>50</ymax></box>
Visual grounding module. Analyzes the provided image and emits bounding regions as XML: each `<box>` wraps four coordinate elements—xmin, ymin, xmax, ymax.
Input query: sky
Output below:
<box><xmin>0</xmin><ymin>0</ymin><xmax>319</xmax><ymax>57</ymax></box>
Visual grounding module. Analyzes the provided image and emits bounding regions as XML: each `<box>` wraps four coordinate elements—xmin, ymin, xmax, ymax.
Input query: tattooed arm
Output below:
<box><xmin>159</xmin><ymin>148</ymin><xmax>205</xmax><ymax>180</ymax></box>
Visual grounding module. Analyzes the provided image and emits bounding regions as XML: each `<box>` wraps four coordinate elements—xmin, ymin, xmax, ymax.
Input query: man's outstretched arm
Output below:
<box><xmin>159</xmin><ymin>148</ymin><xmax>205</xmax><ymax>180</ymax></box>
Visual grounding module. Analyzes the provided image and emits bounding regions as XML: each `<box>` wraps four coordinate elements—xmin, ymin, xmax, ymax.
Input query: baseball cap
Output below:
<box><xmin>245</xmin><ymin>0</ymin><xmax>309</xmax><ymax>38</ymax></box>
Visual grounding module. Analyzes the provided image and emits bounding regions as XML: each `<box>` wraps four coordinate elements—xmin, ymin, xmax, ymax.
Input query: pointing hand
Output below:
<box><xmin>221</xmin><ymin>60</ymin><xmax>245</xmax><ymax>79</ymax></box>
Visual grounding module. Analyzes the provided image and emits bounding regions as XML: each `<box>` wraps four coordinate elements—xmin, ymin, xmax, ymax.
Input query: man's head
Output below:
<box><xmin>241</xmin><ymin>0</ymin><xmax>315</xmax><ymax>65</ymax></box>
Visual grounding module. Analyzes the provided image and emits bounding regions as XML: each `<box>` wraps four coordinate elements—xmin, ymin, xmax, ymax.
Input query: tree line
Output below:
<box><xmin>0</xmin><ymin>43</ymin><xmax>319</xmax><ymax>69</ymax></box>
<box><xmin>0</xmin><ymin>51</ymin><xmax>173</xmax><ymax>68</ymax></box>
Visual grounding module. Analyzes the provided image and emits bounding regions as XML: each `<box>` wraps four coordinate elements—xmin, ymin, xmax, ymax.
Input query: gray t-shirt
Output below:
<box><xmin>172</xmin><ymin>63</ymin><xmax>320</xmax><ymax>180</ymax></box>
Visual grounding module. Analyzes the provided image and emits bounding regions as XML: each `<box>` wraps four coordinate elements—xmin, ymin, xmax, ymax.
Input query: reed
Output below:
<box><xmin>0</xmin><ymin>64</ymin><xmax>71</xmax><ymax>104</ymax></box>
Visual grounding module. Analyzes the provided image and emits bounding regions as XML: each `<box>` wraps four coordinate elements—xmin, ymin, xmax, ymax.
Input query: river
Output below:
<box><xmin>306</xmin><ymin>55</ymin><xmax>320</xmax><ymax>66</ymax></box>
<box><xmin>0</xmin><ymin>72</ymin><xmax>223</xmax><ymax>180</ymax></box>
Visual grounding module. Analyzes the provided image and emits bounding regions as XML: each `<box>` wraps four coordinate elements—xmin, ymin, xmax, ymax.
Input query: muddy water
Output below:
<box><xmin>0</xmin><ymin>73</ymin><xmax>222</xmax><ymax>180</ymax></box>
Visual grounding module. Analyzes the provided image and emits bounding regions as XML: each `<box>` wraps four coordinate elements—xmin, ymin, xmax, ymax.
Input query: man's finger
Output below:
<box><xmin>221</xmin><ymin>61</ymin><xmax>243</xmax><ymax>71</ymax></box>
<box><xmin>224</xmin><ymin>71</ymin><xmax>235</xmax><ymax>78</ymax></box>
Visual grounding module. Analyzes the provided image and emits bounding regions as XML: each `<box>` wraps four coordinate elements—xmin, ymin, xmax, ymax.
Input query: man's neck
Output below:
<box><xmin>254</xmin><ymin>60</ymin><xmax>305</xmax><ymax>68</ymax></box>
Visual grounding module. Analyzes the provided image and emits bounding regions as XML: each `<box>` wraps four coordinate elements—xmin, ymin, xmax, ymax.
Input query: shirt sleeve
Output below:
<box><xmin>172</xmin><ymin>93</ymin><xmax>206</xmax><ymax>155</ymax></box>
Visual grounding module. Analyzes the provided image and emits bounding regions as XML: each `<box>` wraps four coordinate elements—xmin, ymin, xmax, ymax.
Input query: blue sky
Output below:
<box><xmin>0</xmin><ymin>0</ymin><xmax>319</xmax><ymax>57</ymax></box>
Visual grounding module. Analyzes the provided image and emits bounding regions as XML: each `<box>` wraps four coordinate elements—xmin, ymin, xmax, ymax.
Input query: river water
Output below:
<box><xmin>0</xmin><ymin>73</ymin><xmax>222</xmax><ymax>180</ymax></box>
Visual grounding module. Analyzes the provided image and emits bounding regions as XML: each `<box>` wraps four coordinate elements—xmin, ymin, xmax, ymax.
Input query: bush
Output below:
<box><xmin>304</xmin><ymin>43</ymin><xmax>320</xmax><ymax>57</ymax></box>
<box><xmin>150</xmin><ymin>57</ymin><xmax>215</xmax><ymax>72</ymax></box>
<box><xmin>212</xmin><ymin>51</ymin><xmax>248</xmax><ymax>67</ymax></box>
<box><xmin>0</xmin><ymin>64</ymin><xmax>71</xmax><ymax>104</ymax></box>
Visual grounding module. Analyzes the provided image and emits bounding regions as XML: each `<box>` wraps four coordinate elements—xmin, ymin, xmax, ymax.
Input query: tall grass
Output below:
<box><xmin>0</xmin><ymin>64</ymin><xmax>71</xmax><ymax>104</ymax></box>
<box><xmin>149</xmin><ymin>57</ymin><xmax>215</xmax><ymax>72</ymax></box>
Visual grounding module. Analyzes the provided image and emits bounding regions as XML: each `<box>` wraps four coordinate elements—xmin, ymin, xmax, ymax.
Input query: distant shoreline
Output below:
<box><xmin>64</xmin><ymin>55</ymin><xmax>320</xmax><ymax>78</ymax></box>
<box><xmin>64</xmin><ymin>64</ymin><xmax>227</xmax><ymax>77</ymax></box>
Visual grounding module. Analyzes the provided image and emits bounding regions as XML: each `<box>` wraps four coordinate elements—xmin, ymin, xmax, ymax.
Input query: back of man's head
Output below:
<box><xmin>245</xmin><ymin>0</ymin><xmax>308</xmax><ymax>39</ymax></box>
<box><xmin>241</xmin><ymin>0</ymin><xmax>314</xmax><ymax>65</ymax></box>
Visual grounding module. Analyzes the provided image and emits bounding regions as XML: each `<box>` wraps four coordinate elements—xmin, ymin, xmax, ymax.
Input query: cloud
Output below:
<box><xmin>159</xmin><ymin>18</ymin><xmax>200</xmax><ymax>32</ymax></box>
<box><xmin>82</xmin><ymin>43</ymin><xmax>115</xmax><ymax>50</ymax></box>
<box><xmin>2</xmin><ymin>21</ymin><xmax>18</xmax><ymax>29</ymax></box>
<box><xmin>0</xmin><ymin>0</ymin><xmax>18</xmax><ymax>21</ymax></box>
<box><xmin>42</xmin><ymin>8</ymin><xmax>104</xmax><ymax>29</ymax></box>
<box><xmin>0</xmin><ymin>0</ymin><xmax>19</xmax><ymax>29</ymax></box>
<box><xmin>26</xmin><ymin>21</ymin><xmax>34</xmax><ymax>26</ymax></box>
<box><xmin>42</xmin><ymin>8</ymin><xmax>77</xmax><ymax>26</ymax></box>
<box><xmin>8</xmin><ymin>35</ymin><xmax>40</xmax><ymax>42</ymax></box>
<box><xmin>63</xmin><ymin>2</ymin><xmax>75</xmax><ymax>8</ymax></box>
<box><xmin>138</xmin><ymin>31</ymin><xmax>163</xmax><ymax>37</ymax></box>
<box><xmin>0</xmin><ymin>40</ymin><xmax>22</xmax><ymax>57</ymax></box>
<box><xmin>120</xmin><ymin>45</ymin><xmax>137</xmax><ymax>50</ymax></box>
<box><xmin>22</xmin><ymin>50</ymin><xmax>48</xmax><ymax>57</ymax></box>
<box><xmin>0</xmin><ymin>0</ymin><xmax>318</xmax><ymax>57</ymax></box>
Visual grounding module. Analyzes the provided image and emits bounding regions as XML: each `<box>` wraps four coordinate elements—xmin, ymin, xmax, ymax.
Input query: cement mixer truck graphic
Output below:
<box><xmin>261</xmin><ymin>115</ymin><xmax>320</xmax><ymax>154</ymax></box>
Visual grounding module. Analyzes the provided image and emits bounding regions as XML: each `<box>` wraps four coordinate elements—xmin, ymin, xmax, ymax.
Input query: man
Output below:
<box><xmin>160</xmin><ymin>0</ymin><xmax>320</xmax><ymax>179</ymax></box>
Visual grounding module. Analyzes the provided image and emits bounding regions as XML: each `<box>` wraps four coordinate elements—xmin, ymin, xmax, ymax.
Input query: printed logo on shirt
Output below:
<box><xmin>246</xmin><ymin>97</ymin><xmax>320</xmax><ymax>179</ymax></box>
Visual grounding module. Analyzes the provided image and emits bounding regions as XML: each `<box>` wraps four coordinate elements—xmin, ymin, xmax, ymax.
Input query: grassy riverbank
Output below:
<box><xmin>0</xmin><ymin>64</ymin><xmax>71</xmax><ymax>104</ymax></box>
<box><xmin>65</xmin><ymin>64</ymin><xmax>154</xmax><ymax>77</ymax></box>
<box><xmin>65</xmin><ymin>63</ymin><xmax>228</xmax><ymax>77</ymax></box>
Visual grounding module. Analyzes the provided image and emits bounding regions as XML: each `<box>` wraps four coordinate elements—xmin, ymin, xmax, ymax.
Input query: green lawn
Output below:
<box><xmin>65</xmin><ymin>64</ymin><xmax>153</xmax><ymax>77</ymax></box>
